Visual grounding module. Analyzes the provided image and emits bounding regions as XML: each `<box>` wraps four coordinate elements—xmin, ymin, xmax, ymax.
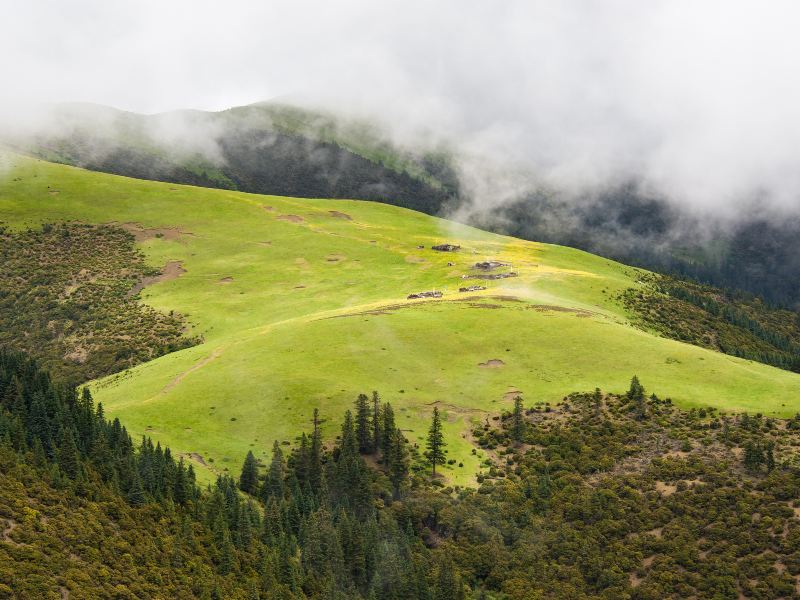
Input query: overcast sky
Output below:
<box><xmin>4</xmin><ymin>0</ymin><xmax>800</xmax><ymax>211</ymax></box>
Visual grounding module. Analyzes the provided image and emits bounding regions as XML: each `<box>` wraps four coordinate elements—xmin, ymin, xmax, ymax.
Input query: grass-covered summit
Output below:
<box><xmin>2</xmin><ymin>152</ymin><xmax>800</xmax><ymax>484</ymax></box>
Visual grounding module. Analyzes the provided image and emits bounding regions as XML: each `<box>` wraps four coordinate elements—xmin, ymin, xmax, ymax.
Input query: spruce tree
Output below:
<box><xmin>239</xmin><ymin>450</ymin><xmax>259</xmax><ymax>495</ymax></box>
<box><xmin>355</xmin><ymin>393</ymin><xmax>372</xmax><ymax>453</ymax></box>
<box><xmin>127</xmin><ymin>469</ymin><xmax>147</xmax><ymax>506</ymax></box>
<box><xmin>372</xmin><ymin>391</ymin><xmax>381</xmax><ymax>455</ymax></box>
<box><xmin>426</xmin><ymin>407</ymin><xmax>447</xmax><ymax>476</ymax></box>
<box><xmin>309</xmin><ymin>408</ymin><xmax>323</xmax><ymax>493</ymax></box>
<box><xmin>381</xmin><ymin>403</ymin><xmax>396</xmax><ymax>465</ymax></box>
<box><xmin>262</xmin><ymin>440</ymin><xmax>285</xmax><ymax>501</ymax></box>
<box><xmin>628</xmin><ymin>375</ymin><xmax>646</xmax><ymax>419</ymax></box>
<box><xmin>174</xmin><ymin>457</ymin><xmax>188</xmax><ymax>505</ymax></box>
<box><xmin>58</xmin><ymin>428</ymin><xmax>80</xmax><ymax>478</ymax></box>
<box><xmin>388</xmin><ymin>429</ymin><xmax>408</xmax><ymax>498</ymax></box>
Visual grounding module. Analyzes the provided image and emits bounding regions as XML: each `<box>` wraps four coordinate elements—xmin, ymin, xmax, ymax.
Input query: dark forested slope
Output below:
<box><xmin>6</xmin><ymin>345</ymin><xmax>800</xmax><ymax>598</ymax></box>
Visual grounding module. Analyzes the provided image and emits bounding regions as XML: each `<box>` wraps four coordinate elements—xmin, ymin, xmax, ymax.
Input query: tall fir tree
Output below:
<box><xmin>372</xmin><ymin>391</ymin><xmax>381</xmax><ymax>455</ymax></box>
<box><xmin>309</xmin><ymin>408</ymin><xmax>323</xmax><ymax>493</ymax></box>
<box><xmin>58</xmin><ymin>428</ymin><xmax>80</xmax><ymax>478</ymax></box>
<box><xmin>239</xmin><ymin>450</ymin><xmax>259</xmax><ymax>495</ymax></box>
<box><xmin>628</xmin><ymin>375</ymin><xmax>647</xmax><ymax>419</ymax></box>
<box><xmin>262</xmin><ymin>440</ymin><xmax>285</xmax><ymax>502</ymax></box>
<box><xmin>381</xmin><ymin>403</ymin><xmax>396</xmax><ymax>465</ymax></box>
<box><xmin>355</xmin><ymin>393</ymin><xmax>372</xmax><ymax>453</ymax></box>
<box><xmin>426</xmin><ymin>407</ymin><xmax>447</xmax><ymax>476</ymax></box>
<box><xmin>388</xmin><ymin>429</ymin><xmax>408</xmax><ymax>498</ymax></box>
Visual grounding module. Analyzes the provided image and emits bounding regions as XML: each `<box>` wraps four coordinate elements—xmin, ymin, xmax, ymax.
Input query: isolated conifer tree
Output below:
<box><xmin>511</xmin><ymin>396</ymin><xmax>525</xmax><ymax>443</ymax></box>
<box><xmin>628</xmin><ymin>375</ymin><xmax>647</xmax><ymax>419</ymax></box>
<box><xmin>426</xmin><ymin>407</ymin><xmax>447</xmax><ymax>476</ymax></box>
<box><xmin>355</xmin><ymin>393</ymin><xmax>372</xmax><ymax>453</ymax></box>
<box><xmin>239</xmin><ymin>450</ymin><xmax>259</xmax><ymax>494</ymax></box>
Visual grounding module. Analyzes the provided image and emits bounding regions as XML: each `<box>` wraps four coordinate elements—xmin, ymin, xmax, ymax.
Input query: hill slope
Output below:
<box><xmin>5</xmin><ymin>101</ymin><xmax>456</xmax><ymax>214</ymax></box>
<box><xmin>2</xmin><ymin>153</ymin><xmax>800</xmax><ymax>484</ymax></box>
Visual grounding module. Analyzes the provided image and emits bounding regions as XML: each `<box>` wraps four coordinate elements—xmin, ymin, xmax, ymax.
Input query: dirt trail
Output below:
<box><xmin>159</xmin><ymin>347</ymin><xmax>225</xmax><ymax>396</ymax></box>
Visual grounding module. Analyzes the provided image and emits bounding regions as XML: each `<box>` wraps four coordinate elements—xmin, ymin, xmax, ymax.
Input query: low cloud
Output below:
<box><xmin>3</xmin><ymin>1</ymin><xmax>800</xmax><ymax>216</ymax></box>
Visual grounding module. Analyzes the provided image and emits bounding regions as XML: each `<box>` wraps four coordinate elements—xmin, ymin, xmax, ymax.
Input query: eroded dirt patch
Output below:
<box><xmin>128</xmin><ymin>261</ymin><xmax>186</xmax><ymax>297</ymax></box>
<box><xmin>528</xmin><ymin>304</ymin><xmax>595</xmax><ymax>317</ymax></box>
<box><xmin>118</xmin><ymin>222</ymin><xmax>189</xmax><ymax>242</ymax></box>
<box><xmin>218</xmin><ymin>277</ymin><xmax>234</xmax><ymax>284</ymax></box>
<box><xmin>479</xmin><ymin>359</ymin><xmax>506</xmax><ymax>368</ymax></box>
<box><xmin>277</xmin><ymin>214</ymin><xmax>304</xmax><ymax>224</ymax></box>
<box><xmin>328</xmin><ymin>210</ymin><xmax>352</xmax><ymax>220</ymax></box>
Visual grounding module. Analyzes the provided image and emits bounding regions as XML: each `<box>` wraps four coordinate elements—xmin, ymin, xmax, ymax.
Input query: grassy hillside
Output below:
<box><xmin>2</xmin><ymin>152</ymin><xmax>800</xmax><ymax>485</ymax></box>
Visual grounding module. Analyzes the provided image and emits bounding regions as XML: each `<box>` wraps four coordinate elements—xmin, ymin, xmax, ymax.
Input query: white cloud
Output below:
<box><xmin>3</xmin><ymin>0</ymin><xmax>800</xmax><ymax>211</ymax></box>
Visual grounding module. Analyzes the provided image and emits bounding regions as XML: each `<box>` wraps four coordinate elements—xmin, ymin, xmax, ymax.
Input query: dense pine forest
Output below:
<box><xmin>6</xmin><ymin>347</ymin><xmax>800</xmax><ymax>598</ymax></box>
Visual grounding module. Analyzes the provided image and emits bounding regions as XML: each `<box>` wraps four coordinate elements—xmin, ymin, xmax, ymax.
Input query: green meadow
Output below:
<box><xmin>2</xmin><ymin>152</ymin><xmax>799</xmax><ymax>485</ymax></box>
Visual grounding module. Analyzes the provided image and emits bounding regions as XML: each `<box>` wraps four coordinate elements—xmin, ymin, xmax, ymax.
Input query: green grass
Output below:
<box><xmin>2</xmin><ymin>151</ymin><xmax>800</xmax><ymax>486</ymax></box>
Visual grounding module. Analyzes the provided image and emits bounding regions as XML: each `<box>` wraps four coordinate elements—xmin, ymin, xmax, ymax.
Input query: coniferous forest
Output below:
<box><xmin>6</xmin><ymin>348</ymin><xmax>800</xmax><ymax>598</ymax></box>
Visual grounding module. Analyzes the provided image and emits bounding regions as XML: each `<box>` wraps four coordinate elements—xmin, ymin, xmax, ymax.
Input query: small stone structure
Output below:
<box><xmin>463</xmin><ymin>272</ymin><xmax>518</xmax><ymax>281</ymax></box>
<box><xmin>474</xmin><ymin>260</ymin><xmax>510</xmax><ymax>270</ymax></box>
<box><xmin>431</xmin><ymin>244</ymin><xmax>460</xmax><ymax>252</ymax></box>
<box><xmin>407</xmin><ymin>290</ymin><xmax>444</xmax><ymax>299</ymax></box>
<box><xmin>459</xmin><ymin>285</ymin><xmax>487</xmax><ymax>292</ymax></box>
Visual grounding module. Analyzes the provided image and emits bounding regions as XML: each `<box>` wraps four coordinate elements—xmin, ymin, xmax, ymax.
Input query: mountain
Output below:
<box><xmin>2</xmin><ymin>153</ymin><xmax>800</xmax><ymax>487</ymax></box>
<box><xmin>4</xmin><ymin>101</ymin><xmax>458</xmax><ymax>215</ymax></box>
<box><xmin>8</xmin><ymin>101</ymin><xmax>800</xmax><ymax>310</ymax></box>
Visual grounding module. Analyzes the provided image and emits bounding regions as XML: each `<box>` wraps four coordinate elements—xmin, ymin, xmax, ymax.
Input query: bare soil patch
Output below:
<box><xmin>64</xmin><ymin>346</ymin><xmax>89</xmax><ymax>365</ymax></box>
<box><xmin>277</xmin><ymin>214</ymin><xmax>304</xmax><ymax>223</ymax></box>
<box><xmin>328</xmin><ymin>210</ymin><xmax>352</xmax><ymax>220</ymax></box>
<box><xmin>479</xmin><ymin>359</ymin><xmax>505</xmax><ymax>368</ymax></box>
<box><xmin>186</xmin><ymin>452</ymin><xmax>208</xmax><ymax>466</ymax></box>
<box><xmin>128</xmin><ymin>261</ymin><xmax>185</xmax><ymax>297</ymax></box>
<box><xmin>528</xmin><ymin>304</ymin><xmax>595</xmax><ymax>317</ymax></box>
<box><xmin>656</xmin><ymin>481</ymin><xmax>677</xmax><ymax>496</ymax></box>
<box><xmin>118</xmin><ymin>222</ymin><xmax>188</xmax><ymax>242</ymax></box>
<box><xmin>218</xmin><ymin>277</ymin><xmax>234</xmax><ymax>284</ymax></box>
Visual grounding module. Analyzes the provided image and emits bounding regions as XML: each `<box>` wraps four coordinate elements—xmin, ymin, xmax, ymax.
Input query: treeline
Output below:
<box><xmin>0</xmin><ymin>350</ymin><xmax>462</xmax><ymax>598</ymax></box>
<box><xmin>622</xmin><ymin>274</ymin><xmax>800</xmax><ymax>372</ymax></box>
<box><xmin>0</xmin><ymin>348</ymin><xmax>197</xmax><ymax>506</ymax></box>
<box><xmin>9</xmin><ymin>347</ymin><xmax>800</xmax><ymax>597</ymax></box>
